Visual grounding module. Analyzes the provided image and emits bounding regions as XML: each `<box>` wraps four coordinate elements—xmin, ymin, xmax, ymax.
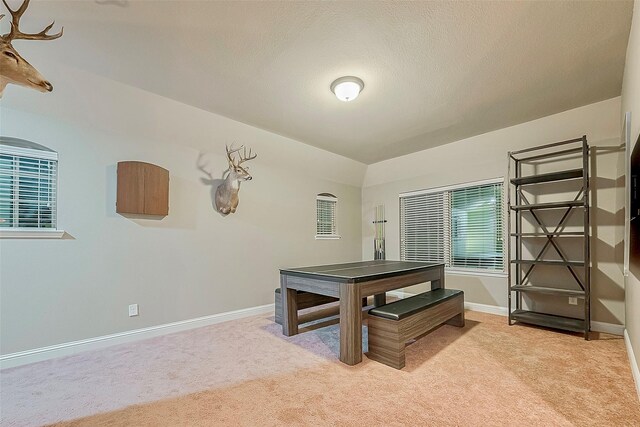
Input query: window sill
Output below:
<box><xmin>446</xmin><ymin>268</ymin><xmax>507</xmax><ymax>278</ymax></box>
<box><xmin>315</xmin><ymin>235</ymin><xmax>341</xmax><ymax>240</ymax></box>
<box><xmin>0</xmin><ymin>229</ymin><xmax>66</xmax><ymax>239</ymax></box>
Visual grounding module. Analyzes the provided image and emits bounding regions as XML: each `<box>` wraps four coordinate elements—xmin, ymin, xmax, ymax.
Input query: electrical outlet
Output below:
<box><xmin>568</xmin><ymin>297</ymin><xmax>578</xmax><ymax>305</ymax></box>
<box><xmin>128</xmin><ymin>303</ymin><xmax>139</xmax><ymax>317</ymax></box>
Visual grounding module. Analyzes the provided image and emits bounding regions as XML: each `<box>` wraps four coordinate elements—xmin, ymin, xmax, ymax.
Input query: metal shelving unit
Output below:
<box><xmin>507</xmin><ymin>136</ymin><xmax>590</xmax><ymax>339</ymax></box>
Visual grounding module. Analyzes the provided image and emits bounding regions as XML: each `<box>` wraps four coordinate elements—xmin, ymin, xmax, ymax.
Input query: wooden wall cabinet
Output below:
<box><xmin>116</xmin><ymin>161</ymin><xmax>169</xmax><ymax>216</ymax></box>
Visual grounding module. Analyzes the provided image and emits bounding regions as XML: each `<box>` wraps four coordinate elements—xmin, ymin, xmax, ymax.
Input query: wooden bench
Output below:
<box><xmin>274</xmin><ymin>288</ymin><xmax>339</xmax><ymax>325</ymax></box>
<box><xmin>367</xmin><ymin>288</ymin><xmax>464</xmax><ymax>369</ymax></box>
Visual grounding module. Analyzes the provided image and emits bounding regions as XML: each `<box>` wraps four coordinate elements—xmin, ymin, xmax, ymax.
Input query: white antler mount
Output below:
<box><xmin>0</xmin><ymin>0</ymin><xmax>63</xmax><ymax>97</ymax></box>
<box><xmin>215</xmin><ymin>144</ymin><xmax>257</xmax><ymax>215</ymax></box>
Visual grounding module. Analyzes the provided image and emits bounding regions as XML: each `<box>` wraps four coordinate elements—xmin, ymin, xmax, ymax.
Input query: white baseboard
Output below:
<box><xmin>591</xmin><ymin>321</ymin><xmax>625</xmax><ymax>336</ymax></box>
<box><xmin>464</xmin><ymin>301</ymin><xmax>509</xmax><ymax>316</ymax></box>
<box><xmin>0</xmin><ymin>303</ymin><xmax>275</xmax><ymax>370</ymax></box>
<box><xmin>625</xmin><ymin>329</ymin><xmax>640</xmax><ymax>402</ymax></box>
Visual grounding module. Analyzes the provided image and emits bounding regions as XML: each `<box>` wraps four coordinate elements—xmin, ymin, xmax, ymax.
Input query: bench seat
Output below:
<box><xmin>367</xmin><ymin>288</ymin><xmax>464</xmax><ymax>369</ymax></box>
<box><xmin>369</xmin><ymin>288</ymin><xmax>463</xmax><ymax>320</ymax></box>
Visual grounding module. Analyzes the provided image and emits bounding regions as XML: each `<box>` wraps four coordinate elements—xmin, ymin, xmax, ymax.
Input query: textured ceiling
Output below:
<box><xmin>6</xmin><ymin>0</ymin><xmax>634</xmax><ymax>164</ymax></box>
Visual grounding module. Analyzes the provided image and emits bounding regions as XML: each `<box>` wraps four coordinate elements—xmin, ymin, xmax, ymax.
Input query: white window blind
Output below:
<box><xmin>400</xmin><ymin>191</ymin><xmax>449</xmax><ymax>264</ymax></box>
<box><xmin>316</xmin><ymin>194</ymin><xmax>338</xmax><ymax>238</ymax></box>
<box><xmin>400</xmin><ymin>180</ymin><xmax>504</xmax><ymax>273</ymax></box>
<box><xmin>450</xmin><ymin>183</ymin><xmax>503</xmax><ymax>270</ymax></box>
<box><xmin>0</xmin><ymin>144</ymin><xmax>58</xmax><ymax>230</ymax></box>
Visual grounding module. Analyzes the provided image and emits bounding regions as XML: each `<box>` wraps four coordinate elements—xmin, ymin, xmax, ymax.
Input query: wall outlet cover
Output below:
<box><xmin>128</xmin><ymin>304</ymin><xmax>139</xmax><ymax>317</ymax></box>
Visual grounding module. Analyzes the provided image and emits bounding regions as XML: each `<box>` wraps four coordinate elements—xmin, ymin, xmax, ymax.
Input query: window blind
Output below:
<box><xmin>450</xmin><ymin>183</ymin><xmax>503</xmax><ymax>270</ymax></box>
<box><xmin>316</xmin><ymin>195</ymin><xmax>337</xmax><ymax>236</ymax></box>
<box><xmin>0</xmin><ymin>152</ymin><xmax>57</xmax><ymax>229</ymax></box>
<box><xmin>400</xmin><ymin>191</ymin><xmax>448</xmax><ymax>264</ymax></box>
<box><xmin>400</xmin><ymin>181</ymin><xmax>504</xmax><ymax>272</ymax></box>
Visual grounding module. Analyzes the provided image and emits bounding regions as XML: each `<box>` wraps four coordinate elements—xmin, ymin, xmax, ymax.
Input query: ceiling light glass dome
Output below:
<box><xmin>330</xmin><ymin>76</ymin><xmax>364</xmax><ymax>102</ymax></box>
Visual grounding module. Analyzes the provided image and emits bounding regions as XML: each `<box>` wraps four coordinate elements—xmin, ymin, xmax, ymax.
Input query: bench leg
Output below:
<box><xmin>446</xmin><ymin>311</ymin><xmax>465</xmax><ymax>327</ymax></box>
<box><xmin>445</xmin><ymin>298</ymin><xmax>465</xmax><ymax>327</ymax></box>
<box><xmin>367</xmin><ymin>318</ymin><xmax>406</xmax><ymax>369</ymax></box>
<box><xmin>374</xmin><ymin>293</ymin><xmax>386</xmax><ymax>307</ymax></box>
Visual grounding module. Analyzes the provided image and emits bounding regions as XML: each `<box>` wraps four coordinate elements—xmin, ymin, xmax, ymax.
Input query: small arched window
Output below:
<box><xmin>316</xmin><ymin>193</ymin><xmax>339</xmax><ymax>239</ymax></box>
<box><xmin>0</xmin><ymin>136</ymin><xmax>59</xmax><ymax>233</ymax></box>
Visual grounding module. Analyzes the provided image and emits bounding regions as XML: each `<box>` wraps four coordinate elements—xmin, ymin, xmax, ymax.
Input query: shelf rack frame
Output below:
<box><xmin>507</xmin><ymin>136</ymin><xmax>590</xmax><ymax>339</ymax></box>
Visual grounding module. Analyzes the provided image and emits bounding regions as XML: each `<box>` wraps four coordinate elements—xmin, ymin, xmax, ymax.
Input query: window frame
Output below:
<box><xmin>0</xmin><ymin>139</ymin><xmax>64</xmax><ymax>239</ymax></box>
<box><xmin>399</xmin><ymin>177</ymin><xmax>506</xmax><ymax>277</ymax></box>
<box><xmin>315</xmin><ymin>193</ymin><xmax>340</xmax><ymax>240</ymax></box>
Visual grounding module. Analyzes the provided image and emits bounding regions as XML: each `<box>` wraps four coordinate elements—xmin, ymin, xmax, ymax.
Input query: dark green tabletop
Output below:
<box><xmin>280</xmin><ymin>260</ymin><xmax>443</xmax><ymax>283</ymax></box>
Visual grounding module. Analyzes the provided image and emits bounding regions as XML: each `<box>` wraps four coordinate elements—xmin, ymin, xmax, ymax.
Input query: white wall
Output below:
<box><xmin>362</xmin><ymin>97</ymin><xmax>624</xmax><ymax>325</ymax></box>
<box><xmin>622</xmin><ymin>0</ymin><xmax>640</xmax><ymax>376</ymax></box>
<box><xmin>0</xmin><ymin>64</ymin><xmax>365</xmax><ymax>355</ymax></box>
<box><xmin>0</xmin><ymin>27</ymin><xmax>632</xmax><ymax>357</ymax></box>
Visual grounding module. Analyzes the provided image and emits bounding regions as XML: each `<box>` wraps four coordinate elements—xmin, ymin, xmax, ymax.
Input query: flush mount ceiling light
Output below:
<box><xmin>330</xmin><ymin>76</ymin><xmax>364</xmax><ymax>102</ymax></box>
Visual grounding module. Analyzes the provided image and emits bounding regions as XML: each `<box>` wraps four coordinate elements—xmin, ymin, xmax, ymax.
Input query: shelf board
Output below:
<box><xmin>513</xmin><ymin>145</ymin><xmax>584</xmax><ymax>162</ymax></box>
<box><xmin>511</xmin><ymin>309</ymin><xmax>585</xmax><ymax>333</ymax></box>
<box><xmin>510</xmin><ymin>200</ymin><xmax>584</xmax><ymax>211</ymax></box>
<box><xmin>511</xmin><ymin>259</ymin><xmax>584</xmax><ymax>267</ymax></box>
<box><xmin>510</xmin><ymin>285</ymin><xmax>585</xmax><ymax>297</ymax></box>
<box><xmin>510</xmin><ymin>232</ymin><xmax>585</xmax><ymax>237</ymax></box>
<box><xmin>510</xmin><ymin>169</ymin><xmax>583</xmax><ymax>186</ymax></box>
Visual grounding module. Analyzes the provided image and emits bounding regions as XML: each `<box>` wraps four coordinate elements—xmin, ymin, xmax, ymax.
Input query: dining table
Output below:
<box><xmin>279</xmin><ymin>260</ymin><xmax>445</xmax><ymax>365</ymax></box>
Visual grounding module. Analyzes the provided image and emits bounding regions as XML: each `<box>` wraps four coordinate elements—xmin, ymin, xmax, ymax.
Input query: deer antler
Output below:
<box><xmin>225</xmin><ymin>144</ymin><xmax>244</xmax><ymax>166</ymax></box>
<box><xmin>237</xmin><ymin>146</ymin><xmax>257</xmax><ymax>165</ymax></box>
<box><xmin>1</xmin><ymin>0</ymin><xmax>63</xmax><ymax>42</ymax></box>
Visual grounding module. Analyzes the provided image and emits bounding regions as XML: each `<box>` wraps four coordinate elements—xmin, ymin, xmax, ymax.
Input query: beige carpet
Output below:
<box><xmin>42</xmin><ymin>311</ymin><xmax>639</xmax><ymax>427</ymax></box>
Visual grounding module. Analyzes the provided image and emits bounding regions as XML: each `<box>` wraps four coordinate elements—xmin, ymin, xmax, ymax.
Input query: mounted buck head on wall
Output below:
<box><xmin>215</xmin><ymin>145</ymin><xmax>257</xmax><ymax>215</ymax></box>
<box><xmin>0</xmin><ymin>0</ymin><xmax>63</xmax><ymax>97</ymax></box>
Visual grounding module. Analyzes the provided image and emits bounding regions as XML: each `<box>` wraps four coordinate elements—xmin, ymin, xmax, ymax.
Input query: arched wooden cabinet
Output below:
<box><xmin>116</xmin><ymin>161</ymin><xmax>169</xmax><ymax>216</ymax></box>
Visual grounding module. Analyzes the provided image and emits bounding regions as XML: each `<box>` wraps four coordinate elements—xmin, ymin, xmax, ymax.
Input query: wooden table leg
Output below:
<box><xmin>339</xmin><ymin>282</ymin><xmax>362</xmax><ymax>365</ymax></box>
<box><xmin>281</xmin><ymin>275</ymin><xmax>298</xmax><ymax>336</ymax></box>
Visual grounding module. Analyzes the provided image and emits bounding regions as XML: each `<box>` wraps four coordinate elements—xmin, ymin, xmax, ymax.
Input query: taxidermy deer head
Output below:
<box><xmin>215</xmin><ymin>145</ymin><xmax>257</xmax><ymax>215</ymax></box>
<box><xmin>0</xmin><ymin>0</ymin><xmax>63</xmax><ymax>97</ymax></box>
